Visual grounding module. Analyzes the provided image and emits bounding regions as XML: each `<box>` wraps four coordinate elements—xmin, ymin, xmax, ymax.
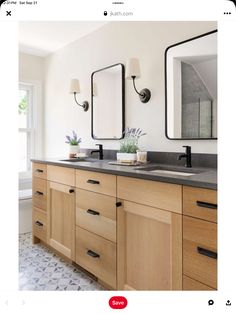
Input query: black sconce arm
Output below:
<box><xmin>131</xmin><ymin>76</ymin><xmax>151</xmax><ymax>104</ymax></box>
<box><xmin>132</xmin><ymin>76</ymin><xmax>144</xmax><ymax>97</ymax></box>
<box><xmin>73</xmin><ymin>92</ymin><xmax>89</xmax><ymax>112</ymax></box>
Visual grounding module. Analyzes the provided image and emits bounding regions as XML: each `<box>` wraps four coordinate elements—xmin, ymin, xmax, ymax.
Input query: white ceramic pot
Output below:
<box><xmin>69</xmin><ymin>145</ymin><xmax>80</xmax><ymax>157</ymax></box>
<box><xmin>117</xmin><ymin>152</ymin><xmax>137</xmax><ymax>163</ymax></box>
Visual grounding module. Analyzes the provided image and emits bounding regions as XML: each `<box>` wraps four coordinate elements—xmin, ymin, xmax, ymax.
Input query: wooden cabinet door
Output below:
<box><xmin>117</xmin><ymin>200</ymin><xmax>182</xmax><ymax>290</ymax></box>
<box><xmin>47</xmin><ymin>181</ymin><xmax>75</xmax><ymax>260</ymax></box>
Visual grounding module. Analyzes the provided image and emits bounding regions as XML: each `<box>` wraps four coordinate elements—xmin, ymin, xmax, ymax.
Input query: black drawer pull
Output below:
<box><xmin>35</xmin><ymin>221</ymin><xmax>43</xmax><ymax>227</ymax></box>
<box><xmin>87</xmin><ymin>179</ymin><xmax>100</xmax><ymax>185</ymax></box>
<box><xmin>34</xmin><ymin>191</ymin><xmax>43</xmax><ymax>196</ymax></box>
<box><xmin>87</xmin><ymin>249</ymin><xmax>100</xmax><ymax>258</ymax></box>
<box><xmin>69</xmin><ymin>189</ymin><xmax>75</xmax><ymax>193</ymax></box>
<box><xmin>116</xmin><ymin>202</ymin><xmax>122</xmax><ymax>207</ymax></box>
<box><xmin>197</xmin><ymin>246</ymin><xmax>217</xmax><ymax>259</ymax></box>
<box><xmin>87</xmin><ymin>209</ymin><xmax>100</xmax><ymax>216</ymax></box>
<box><xmin>196</xmin><ymin>201</ymin><xmax>217</xmax><ymax>209</ymax></box>
<box><xmin>35</xmin><ymin>169</ymin><xmax>43</xmax><ymax>173</ymax></box>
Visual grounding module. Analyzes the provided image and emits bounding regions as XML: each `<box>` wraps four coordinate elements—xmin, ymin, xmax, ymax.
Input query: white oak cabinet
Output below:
<box><xmin>183</xmin><ymin>186</ymin><xmax>217</xmax><ymax>290</ymax></box>
<box><xmin>117</xmin><ymin>176</ymin><xmax>182</xmax><ymax>290</ymax></box>
<box><xmin>32</xmin><ymin>162</ymin><xmax>217</xmax><ymax>291</ymax></box>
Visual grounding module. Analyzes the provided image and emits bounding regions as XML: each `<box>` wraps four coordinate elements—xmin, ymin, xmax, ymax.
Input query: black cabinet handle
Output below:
<box><xmin>87</xmin><ymin>249</ymin><xmax>100</xmax><ymax>258</ymax></box>
<box><xmin>196</xmin><ymin>201</ymin><xmax>217</xmax><ymax>210</ymax></box>
<box><xmin>87</xmin><ymin>179</ymin><xmax>100</xmax><ymax>185</ymax></box>
<box><xmin>35</xmin><ymin>221</ymin><xmax>43</xmax><ymax>227</ymax></box>
<box><xmin>35</xmin><ymin>169</ymin><xmax>43</xmax><ymax>173</ymax></box>
<box><xmin>69</xmin><ymin>189</ymin><xmax>75</xmax><ymax>193</ymax></box>
<box><xmin>34</xmin><ymin>191</ymin><xmax>43</xmax><ymax>196</ymax></box>
<box><xmin>87</xmin><ymin>209</ymin><xmax>100</xmax><ymax>216</ymax></box>
<box><xmin>197</xmin><ymin>246</ymin><xmax>217</xmax><ymax>259</ymax></box>
<box><xmin>116</xmin><ymin>202</ymin><xmax>122</xmax><ymax>207</ymax></box>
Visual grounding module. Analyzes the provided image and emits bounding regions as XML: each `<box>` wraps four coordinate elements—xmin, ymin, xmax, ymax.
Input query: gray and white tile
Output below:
<box><xmin>19</xmin><ymin>233</ymin><xmax>105</xmax><ymax>291</ymax></box>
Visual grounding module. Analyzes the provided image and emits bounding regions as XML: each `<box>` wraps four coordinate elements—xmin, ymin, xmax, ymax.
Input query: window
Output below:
<box><xmin>19</xmin><ymin>83</ymin><xmax>34</xmax><ymax>176</ymax></box>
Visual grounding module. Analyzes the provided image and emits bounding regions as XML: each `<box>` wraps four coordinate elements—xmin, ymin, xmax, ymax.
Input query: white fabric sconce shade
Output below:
<box><xmin>69</xmin><ymin>79</ymin><xmax>89</xmax><ymax>111</ymax></box>
<box><xmin>69</xmin><ymin>79</ymin><xmax>80</xmax><ymax>93</ymax></box>
<box><xmin>126</xmin><ymin>58</ymin><xmax>141</xmax><ymax>79</ymax></box>
<box><xmin>125</xmin><ymin>58</ymin><xmax>151</xmax><ymax>103</ymax></box>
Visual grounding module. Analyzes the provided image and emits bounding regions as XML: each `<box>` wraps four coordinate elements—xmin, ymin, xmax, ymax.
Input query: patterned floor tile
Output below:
<box><xmin>19</xmin><ymin>233</ymin><xmax>105</xmax><ymax>291</ymax></box>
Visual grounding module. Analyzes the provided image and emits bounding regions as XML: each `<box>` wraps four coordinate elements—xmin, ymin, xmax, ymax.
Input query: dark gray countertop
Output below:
<box><xmin>31</xmin><ymin>157</ymin><xmax>217</xmax><ymax>190</ymax></box>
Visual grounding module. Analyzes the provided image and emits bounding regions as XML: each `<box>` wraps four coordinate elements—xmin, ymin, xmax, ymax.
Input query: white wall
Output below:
<box><xmin>194</xmin><ymin>58</ymin><xmax>217</xmax><ymax>99</ymax></box>
<box><xmin>19</xmin><ymin>53</ymin><xmax>44</xmax><ymax>82</ymax></box>
<box><xmin>43</xmin><ymin>21</ymin><xmax>217</xmax><ymax>157</ymax></box>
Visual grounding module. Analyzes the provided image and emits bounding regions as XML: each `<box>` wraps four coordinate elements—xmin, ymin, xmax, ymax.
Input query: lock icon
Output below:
<box><xmin>104</xmin><ymin>11</ymin><xmax>107</xmax><ymax>16</ymax></box>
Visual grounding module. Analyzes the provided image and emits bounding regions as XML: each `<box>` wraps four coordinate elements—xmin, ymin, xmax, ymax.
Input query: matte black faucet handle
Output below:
<box><xmin>96</xmin><ymin>144</ymin><xmax>103</xmax><ymax>148</ymax></box>
<box><xmin>183</xmin><ymin>145</ymin><xmax>191</xmax><ymax>152</ymax></box>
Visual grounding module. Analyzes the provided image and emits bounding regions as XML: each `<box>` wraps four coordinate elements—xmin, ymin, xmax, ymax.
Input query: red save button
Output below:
<box><xmin>109</xmin><ymin>296</ymin><xmax>128</xmax><ymax>309</ymax></box>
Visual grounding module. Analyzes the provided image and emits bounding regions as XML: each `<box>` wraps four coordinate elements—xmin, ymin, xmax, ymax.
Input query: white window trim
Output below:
<box><xmin>19</xmin><ymin>80</ymin><xmax>43</xmax><ymax>181</ymax></box>
<box><xmin>19</xmin><ymin>83</ymin><xmax>34</xmax><ymax>174</ymax></box>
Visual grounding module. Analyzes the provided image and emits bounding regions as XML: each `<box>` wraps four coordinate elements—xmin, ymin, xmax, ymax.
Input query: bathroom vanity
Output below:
<box><xmin>32</xmin><ymin>158</ymin><xmax>217</xmax><ymax>291</ymax></box>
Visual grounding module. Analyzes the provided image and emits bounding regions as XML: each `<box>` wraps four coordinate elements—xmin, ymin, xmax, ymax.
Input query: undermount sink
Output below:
<box><xmin>60</xmin><ymin>158</ymin><xmax>96</xmax><ymax>163</ymax></box>
<box><xmin>148</xmin><ymin>169</ymin><xmax>196</xmax><ymax>176</ymax></box>
<box><xmin>136</xmin><ymin>165</ymin><xmax>201</xmax><ymax>176</ymax></box>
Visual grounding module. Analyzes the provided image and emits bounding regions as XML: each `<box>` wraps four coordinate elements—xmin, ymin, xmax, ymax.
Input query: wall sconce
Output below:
<box><xmin>69</xmin><ymin>79</ymin><xmax>89</xmax><ymax>112</ymax></box>
<box><xmin>126</xmin><ymin>58</ymin><xmax>151</xmax><ymax>103</ymax></box>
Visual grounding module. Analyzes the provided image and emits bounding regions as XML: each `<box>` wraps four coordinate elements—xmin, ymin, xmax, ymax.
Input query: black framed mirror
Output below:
<box><xmin>165</xmin><ymin>30</ymin><xmax>217</xmax><ymax>140</ymax></box>
<box><xmin>91</xmin><ymin>63</ymin><xmax>125</xmax><ymax>140</ymax></box>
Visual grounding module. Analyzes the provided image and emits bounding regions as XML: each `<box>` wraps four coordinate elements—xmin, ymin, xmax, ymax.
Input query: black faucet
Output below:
<box><xmin>91</xmin><ymin>144</ymin><xmax>103</xmax><ymax>160</ymax></box>
<box><xmin>177</xmin><ymin>146</ymin><xmax>192</xmax><ymax>168</ymax></box>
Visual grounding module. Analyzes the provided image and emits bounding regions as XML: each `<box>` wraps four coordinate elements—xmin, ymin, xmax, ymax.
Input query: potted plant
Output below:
<box><xmin>65</xmin><ymin>130</ymin><xmax>82</xmax><ymax>158</ymax></box>
<box><xmin>117</xmin><ymin>127</ymin><xmax>146</xmax><ymax>163</ymax></box>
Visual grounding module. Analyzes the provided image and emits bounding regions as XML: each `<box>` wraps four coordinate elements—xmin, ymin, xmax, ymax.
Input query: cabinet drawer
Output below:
<box><xmin>183</xmin><ymin>275</ymin><xmax>214</xmax><ymax>291</ymax></box>
<box><xmin>32</xmin><ymin>162</ymin><xmax>47</xmax><ymax>180</ymax></box>
<box><xmin>183</xmin><ymin>186</ymin><xmax>217</xmax><ymax>222</ymax></box>
<box><xmin>76</xmin><ymin>189</ymin><xmax>116</xmax><ymax>242</ymax></box>
<box><xmin>183</xmin><ymin>216</ymin><xmax>217</xmax><ymax>289</ymax></box>
<box><xmin>47</xmin><ymin>165</ymin><xmax>75</xmax><ymax>186</ymax></box>
<box><xmin>76</xmin><ymin>227</ymin><xmax>116</xmax><ymax>289</ymax></box>
<box><xmin>33</xmin><ymin>177</ymin><xmax>47</xmax><ymax>210</ymax></box>
<box><xmin>117</xmin><ymin>176</ymin><xmax>182</xmax><ymax>214</ymax></box>
<box><xmin>76</xmin><ymin>170</ymin><xmax>116</xmax><ymax>197</ymax></box>
<box><xmin>33</xmin><ymin>208</ymin><xmax>47</xmax><ymax>242</ymax></box>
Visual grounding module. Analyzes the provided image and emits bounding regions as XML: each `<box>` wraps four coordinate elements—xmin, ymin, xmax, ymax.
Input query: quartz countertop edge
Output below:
<box><xmin>31</xmin><ymin>158</ymin><xmax>217</xmax><ymax>190</ymax></box>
